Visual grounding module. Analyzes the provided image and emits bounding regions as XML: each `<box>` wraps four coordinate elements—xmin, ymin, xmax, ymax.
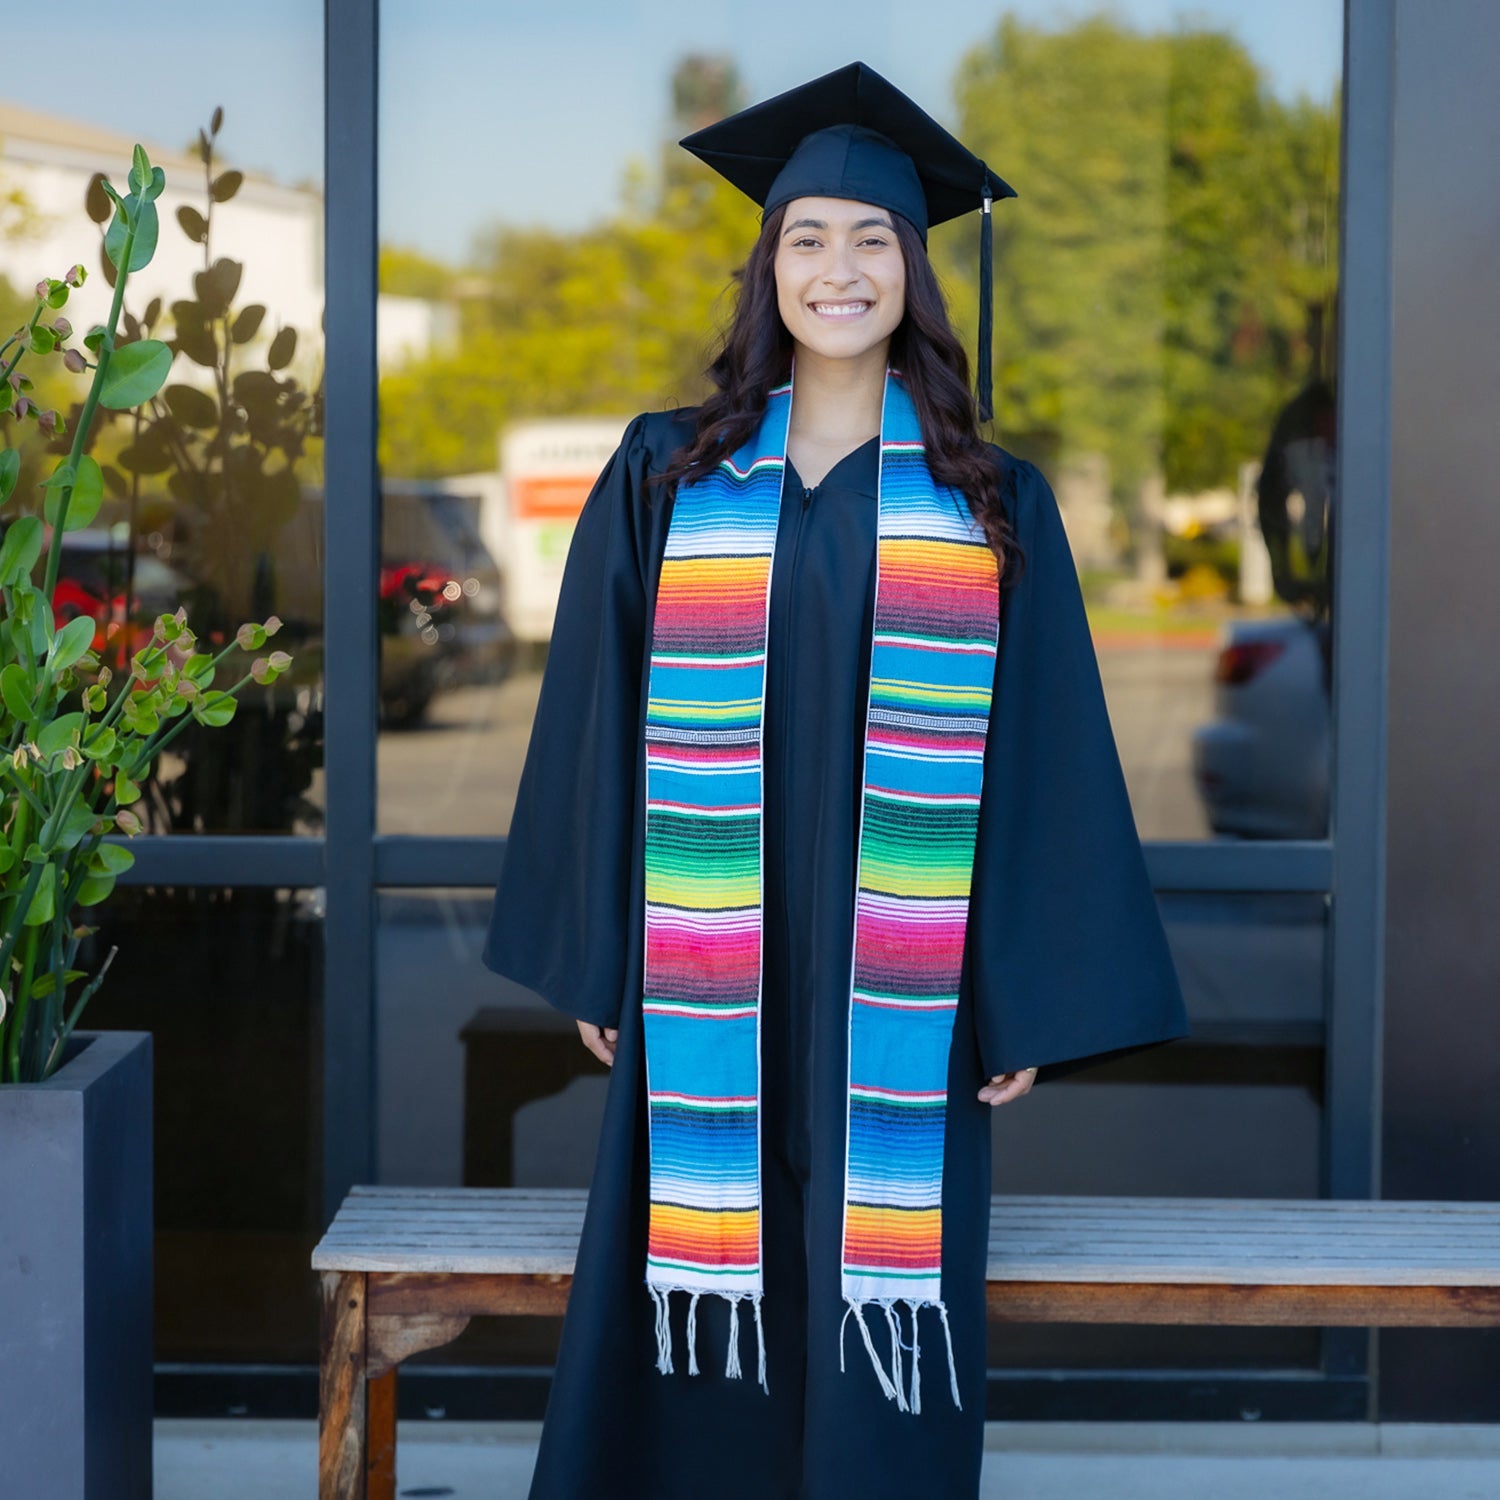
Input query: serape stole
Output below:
<box><xmin>640</xmin><ymin>365</ymin><xmax>1001</xmax><ymax>1412</ymax></box>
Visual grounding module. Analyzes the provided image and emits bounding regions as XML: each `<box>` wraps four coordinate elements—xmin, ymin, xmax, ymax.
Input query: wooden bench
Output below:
<box><xmin>313</xmin><ymin>1187</ymin><xmax>1500</xmax><ymax>1499</ymax></box>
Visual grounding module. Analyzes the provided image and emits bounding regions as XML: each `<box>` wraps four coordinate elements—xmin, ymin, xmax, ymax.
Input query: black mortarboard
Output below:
<box><xmin>679</xmin><ymin>60</ymin><xmax>1016</xmax><ymax>421</ymax></box>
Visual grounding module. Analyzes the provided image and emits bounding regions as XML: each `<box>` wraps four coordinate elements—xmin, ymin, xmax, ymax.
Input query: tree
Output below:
<box><xmin>946</xmin><ymin>14</ymin><xmax>1338</xmax><ymax>504</ymax></box>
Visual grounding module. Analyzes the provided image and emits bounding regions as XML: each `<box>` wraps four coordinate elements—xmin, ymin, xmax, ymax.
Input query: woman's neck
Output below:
<box><xmin>785</xmin><ymin>341</ymin><xmax>888</xmax><ymax>483</ymax></box>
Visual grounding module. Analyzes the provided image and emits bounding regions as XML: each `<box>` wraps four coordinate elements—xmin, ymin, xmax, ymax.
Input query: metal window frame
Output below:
<box><xmin>119</xmin><ymin>0</ymin><xmax>1392</xmax><ymax>1417</ymax></box>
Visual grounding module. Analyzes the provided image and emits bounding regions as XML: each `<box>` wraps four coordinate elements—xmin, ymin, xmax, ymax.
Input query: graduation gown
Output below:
<box><xmin>483</xmin><ymin>407</ymin><xmax>1189</xmax><ymax>1500</ymax></box>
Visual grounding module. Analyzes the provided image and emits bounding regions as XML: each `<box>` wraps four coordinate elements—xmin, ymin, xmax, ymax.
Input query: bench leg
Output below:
<box><xmin>320</xmin><ymin>1270</ymin><xmax>368</xmax><ymax>1500</ymax></box>
<box><xmin>368</xmin><ymin>1368</ymin><xmax>397</xmax><ymax>1500</ymax></box>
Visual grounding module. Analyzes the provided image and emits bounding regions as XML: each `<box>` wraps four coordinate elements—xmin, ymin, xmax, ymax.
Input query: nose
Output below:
<box><xmin>821</xmin><ymin>242</ymin><xmax>859</xmax><ymax>289</ymax></box>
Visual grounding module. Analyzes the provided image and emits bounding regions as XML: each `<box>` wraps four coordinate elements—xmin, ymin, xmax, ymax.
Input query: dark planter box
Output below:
<box><xmin>0</xmin><ymin>1030</ymin><xmax>153</xmax><ymax>1500</ymax></box>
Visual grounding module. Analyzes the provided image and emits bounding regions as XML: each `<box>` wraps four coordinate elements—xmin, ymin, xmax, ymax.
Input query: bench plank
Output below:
<box><xmin>313</xmin><ymin>1189</ymin><xmax>1500</xmax><ymax>1286</ymax></box>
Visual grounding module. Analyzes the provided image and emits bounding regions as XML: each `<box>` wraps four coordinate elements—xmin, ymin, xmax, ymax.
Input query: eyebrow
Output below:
<box><xmin>782</xmin><ymin>216</ymin><xmax>895</xmax><ymax>236</ymax></box>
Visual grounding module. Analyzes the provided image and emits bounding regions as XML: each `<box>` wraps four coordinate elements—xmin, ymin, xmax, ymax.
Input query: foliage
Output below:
<box><xmin>949</xmin><ymin>13</ymin><xmax>1339</xmax><ymax>502</ymax></box>
<box><xmin>0</xmin><ymin>143</ymin><xmax>294</xmax><ymax>1083</ymax></box>
<box><xmin>26</xmin><ymin>110</ymin><xmax>324</xmax><ymax>838</ymax></box>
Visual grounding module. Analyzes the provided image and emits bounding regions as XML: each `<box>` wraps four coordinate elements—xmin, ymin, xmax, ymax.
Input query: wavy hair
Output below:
<box><xmin>651</xmin><ymin>200</ymin><xmax>1022</xmax><ymax>583</ymax></box>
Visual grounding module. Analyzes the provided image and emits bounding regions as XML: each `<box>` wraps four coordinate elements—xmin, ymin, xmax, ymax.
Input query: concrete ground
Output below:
<box><xmin>156</xmin><ymin>1419</ymin><xmax>1500</xmax><ymax>1499</ymax></box>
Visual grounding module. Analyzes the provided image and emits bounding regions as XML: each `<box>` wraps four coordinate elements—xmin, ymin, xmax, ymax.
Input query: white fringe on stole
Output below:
<box><xmin>840</xmin><ymin>1296</ymin><xmax>962</xmax><ymax>1413</ymax></box>
<box><xmin>646</xmin><ymin>1288</ymin><xmax>771</xmax><ymax>1395</ymax></box>
<box><xmin>685</xmin><ymin>1291</ymin><xmax>701</xmax><ymax>1376</ymax></box>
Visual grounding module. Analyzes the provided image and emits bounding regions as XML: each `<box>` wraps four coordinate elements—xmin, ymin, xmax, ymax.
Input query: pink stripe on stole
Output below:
<box><xmin>648</xmin><ymin>745</ymin><xmax>760</xmax><ymax>767</ymax></box>
<box><xmin>867</xmin><ymin>725</ymin><xmax>989</xmax><ymax>755</ymax></box>
<box><xmin>647</xmin><ymin>924</ymin><xmax>760</xmax><ymax>990</ymax></box>
<box><xmin>855</xmin><ymin>907</ymin><xmax>968</xmax><ymax>964</ymax></box>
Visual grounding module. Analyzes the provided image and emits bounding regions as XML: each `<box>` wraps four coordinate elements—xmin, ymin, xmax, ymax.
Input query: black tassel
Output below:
<box><xmin>976</xmin><ymin>186</ymin><xmax>994</xmax><ymax>424</ymax></box>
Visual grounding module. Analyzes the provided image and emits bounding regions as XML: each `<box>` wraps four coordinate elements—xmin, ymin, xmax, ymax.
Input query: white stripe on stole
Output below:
<box><xmin>837</xmin><ymin>365</ymin><xmax>995</xmax><ymax>1415</ymax></box>
<box><xmin>639</xmin><ymin>378</ymin><xmax>787</xmax><ymax>1393</ymax></box>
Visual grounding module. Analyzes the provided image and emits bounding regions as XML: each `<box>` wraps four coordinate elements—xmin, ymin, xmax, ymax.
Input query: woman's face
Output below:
<box><xmin>773</xmin><ymin>195</ymin><xmax>907</xmax><ymax>364</ymax></box>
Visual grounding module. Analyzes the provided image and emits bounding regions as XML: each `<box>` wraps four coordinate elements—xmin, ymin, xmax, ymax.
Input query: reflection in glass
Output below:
<box><xmin>1</xmin><ymin>20</ymin><xmax>325</xmax><ymax>834</ymax></box>
<box><xmin>376</xmin><ymin>888</ymin><xmax>604</xmax><ymax>1372</ymax></box>
<box><xmin>376</xmin><ymin>4</ymin><xmax>1341</xmax><ymax>840</ymax></box>
<box><xmin>79</xmin><ymin>887</ymin><xmax>323</xmax><ymax>1362</ymax></box>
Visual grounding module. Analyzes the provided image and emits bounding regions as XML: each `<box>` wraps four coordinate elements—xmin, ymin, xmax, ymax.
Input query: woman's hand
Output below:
<box><xmin>978</xmin><ymin>1067</ymin><xmax>1037</xmax><ymax>1106</ymax></box>
<box><xmin>577</xmin><ymin>1020</ymin><xmax>619</xmax><ymax>1068</ymax></box>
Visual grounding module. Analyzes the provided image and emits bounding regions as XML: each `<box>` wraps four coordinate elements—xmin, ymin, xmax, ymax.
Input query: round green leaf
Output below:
<box><xmin>43</xmin><ymin>455</ymin><xmax>104</xmax><ymax>532</ymax></box>
<box><xmin>37</xmin><ymin>711</ymin><xmax>83</xmax><ymax>758</ymax></box>
<box><xmin>104</xmin><ymin>193</ymin><xmax>159</xmax><ymax>274</ymax></box>
<box><xmin>0</xmin><ymin>448</ymin><xmax>21</xmax><ymax>507</ymax></box>
<box><xmin>54</xmin><ymin>803</ymin><xmax>101</xmax><ymax>851</ymax></box>
<box><xmin>113</xmin><ymin>774</ymin><xmax>141</xmax><ymax>806</ymax></box>
<box><xmin>0</xmin><ymin>848</ymin><xmax>15</xmax><ymax>877</ymax></box>
<box><xmin>99</xmin><ymin>340</ymin><xmax>173</xmax><ymax>410</ymax></box>
<box><xmin>1</xmin><ymin>661</ymin><xmax>35</xmax><ymax>722</ymax></box>
<box><xmin>90</xmin><ymin>841</ymin><xmax>135</xmax><ymax>875</ymax></box>
<box><xmin>81</xmin><ymin>724</ymin><xmax>117</xmax><ymax>760</ymax></box>
<box><xmin>23</xmin><ymin>865</ymin><xmax>56</xmax><ymax>927</ymax></box>
<box><xmin>50</xmin><ymin>614</ymin><xmax>98</xmax><ymax>674</ymax></box>
<box><xmin>192</xmin><ymin>690</ymin><xmax>236</xmax><ymax>728</ymax></box>
<box><xmin>76</xmin><ymin>872</ymin><xmax>116</xmax><ymax>907</ymax></box>
<box><xmin>0</xmin><ymin>514</ymin><xmax>44</xmax><ymax>583</ymax></box>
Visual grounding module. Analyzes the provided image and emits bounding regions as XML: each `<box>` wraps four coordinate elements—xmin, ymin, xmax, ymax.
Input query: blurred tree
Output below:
<box><xmin>380</xmin><ymin>245</ymin><xmax>454</xmax><ymax>301</ymax></box>
<box><xmin>948</xmin><ymin>13</ymin><xmax>1338</xmax><ymax>505</ymax></box>
<box><xmin>671</xmin><ymin>54</ymin><xmax>746</xmax><ymax>137</ymax></box>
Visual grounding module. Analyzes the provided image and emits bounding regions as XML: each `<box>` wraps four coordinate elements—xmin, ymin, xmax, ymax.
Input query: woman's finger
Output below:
<box><xmin>576</xmin><ymin>1020</ymin><xmax>617</xmax><ymax>1068</ymax></box>
<box><xmin>977</xmin><ymin>1067</ymin><xmax>1038</xmax><ymax>1106</ymax></box>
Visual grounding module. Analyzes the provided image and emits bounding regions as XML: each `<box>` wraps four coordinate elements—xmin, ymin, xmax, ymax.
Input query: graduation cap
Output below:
<box><xmin>679</xmin><ymin>60</ymin><xmax>1016</xmax><ymax>422</ymax></box>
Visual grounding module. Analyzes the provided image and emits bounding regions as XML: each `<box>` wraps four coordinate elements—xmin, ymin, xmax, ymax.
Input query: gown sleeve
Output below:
<box><xmin>967</xmin><ymin>455</ymin><xmax>1191</xmax><ymax>1084</ymax></box>
<box><xmin>481</xmin><ymin>412</ymin><xmax>652</xmax><ymax>1030</ymax></box>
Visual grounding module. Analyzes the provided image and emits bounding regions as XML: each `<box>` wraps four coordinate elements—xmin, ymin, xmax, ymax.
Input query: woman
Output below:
<box><xmin>485</xmin><ymin>62</ymin><xmax>1188</xmax><ymax>1500</ymax></box>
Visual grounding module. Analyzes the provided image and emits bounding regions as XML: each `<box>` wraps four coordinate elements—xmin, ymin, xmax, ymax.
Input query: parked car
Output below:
<box><xmin>377</xmin><ymin>481</ymin><xmax>514</xmax><ymax>727</ymax></box>
<box><xmin>37</xmin><ymin>526</ymin><xmax>192</xmax><ymax>666</ymax></box>
<box><xmin>1191</xmin><ymin>614</ymin><xmax>1331</xmax><ymax>839</ymax></box>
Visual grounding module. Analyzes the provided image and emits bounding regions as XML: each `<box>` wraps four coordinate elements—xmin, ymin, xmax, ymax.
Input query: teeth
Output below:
<box><xmin>812</xmin><ymin>302</ymin><xmax>870</xmax><ymax>317</ymax></box>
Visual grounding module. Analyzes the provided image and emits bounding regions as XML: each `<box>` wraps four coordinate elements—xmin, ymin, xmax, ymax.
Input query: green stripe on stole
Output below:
<box><xmin>640</xmin><ymin>363</ymin><xmax>1000</xmax><ymax>1411</ymax></box>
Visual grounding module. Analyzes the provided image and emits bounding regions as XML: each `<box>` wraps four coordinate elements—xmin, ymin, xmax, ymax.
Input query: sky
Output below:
<box><xmin>4</xmin><ymin>0</ymin><xmax>1341</xmax><ymax>262</ymax></box>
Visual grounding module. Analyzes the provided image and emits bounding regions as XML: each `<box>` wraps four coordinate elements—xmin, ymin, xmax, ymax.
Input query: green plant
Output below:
<box><xmin>0</xmin><ymin>144</ymin><xmax>292</xmax><ymax>1083</ymax></box>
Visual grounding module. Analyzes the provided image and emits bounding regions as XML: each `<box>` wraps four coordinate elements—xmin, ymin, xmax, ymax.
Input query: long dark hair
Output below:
<box><xmin>652</xmin><ymin>200</ymin><xmax>1022</xmax><ymax>582</ymax></box>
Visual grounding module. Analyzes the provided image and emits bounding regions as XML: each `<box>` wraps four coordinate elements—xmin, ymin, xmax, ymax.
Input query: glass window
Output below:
<box><xmin>0</xmin><ymin>3</ymin><xmax>325</xmax><ymax>834</ymax></box>
<box><xmin>375</xmin><ymin>2</ymin><xmax>1342</xmax><ymax>841</ymax></box>
<box><xmin>81</xmin><ymin>886</ymin><xmax>324</xmax><ymax>1363</ymax></box>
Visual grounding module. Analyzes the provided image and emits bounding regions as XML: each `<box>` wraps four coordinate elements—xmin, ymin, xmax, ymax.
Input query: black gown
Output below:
<box><xmin>483</xmin><ymin>407</ymin><xmax>1189</xmax><ymax>1500</ymax></box>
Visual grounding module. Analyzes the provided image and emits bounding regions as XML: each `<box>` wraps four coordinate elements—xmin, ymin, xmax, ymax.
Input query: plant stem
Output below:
<box><xmin>0</xmin><ymin>296</ymin><xmax>45</xmax><ymax>385</ymax></box>
<box><xmin>4</xmin><ymin>919</ymin><xmax>41</xmax><ymax>1082</ymax></box>
<box><xmin>43</xmin><ymin>217</ymin><xmax>137</xmax><ymax>597</ymax></box>
<box><xmin>122</xmin><ymin>668</ymin><xmax>256</xmax><ymax>778</ymax></box>
<box><xmin>42</xmin><ymin>945</ymin><xmax>116</xmax><ymax>1076</ymax></box>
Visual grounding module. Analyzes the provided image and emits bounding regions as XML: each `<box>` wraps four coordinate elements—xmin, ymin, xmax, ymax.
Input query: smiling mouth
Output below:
<box><xmin>809</xmin><ymin>300</ymin><xmax>872</xmax><ymax>318</ymax></box>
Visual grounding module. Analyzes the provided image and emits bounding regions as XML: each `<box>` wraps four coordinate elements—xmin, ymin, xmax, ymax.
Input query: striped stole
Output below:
<box><xmin>641</xmin><ymin>366</ymin><xmax>1000</xmax><ymax>1411</ymax></box>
